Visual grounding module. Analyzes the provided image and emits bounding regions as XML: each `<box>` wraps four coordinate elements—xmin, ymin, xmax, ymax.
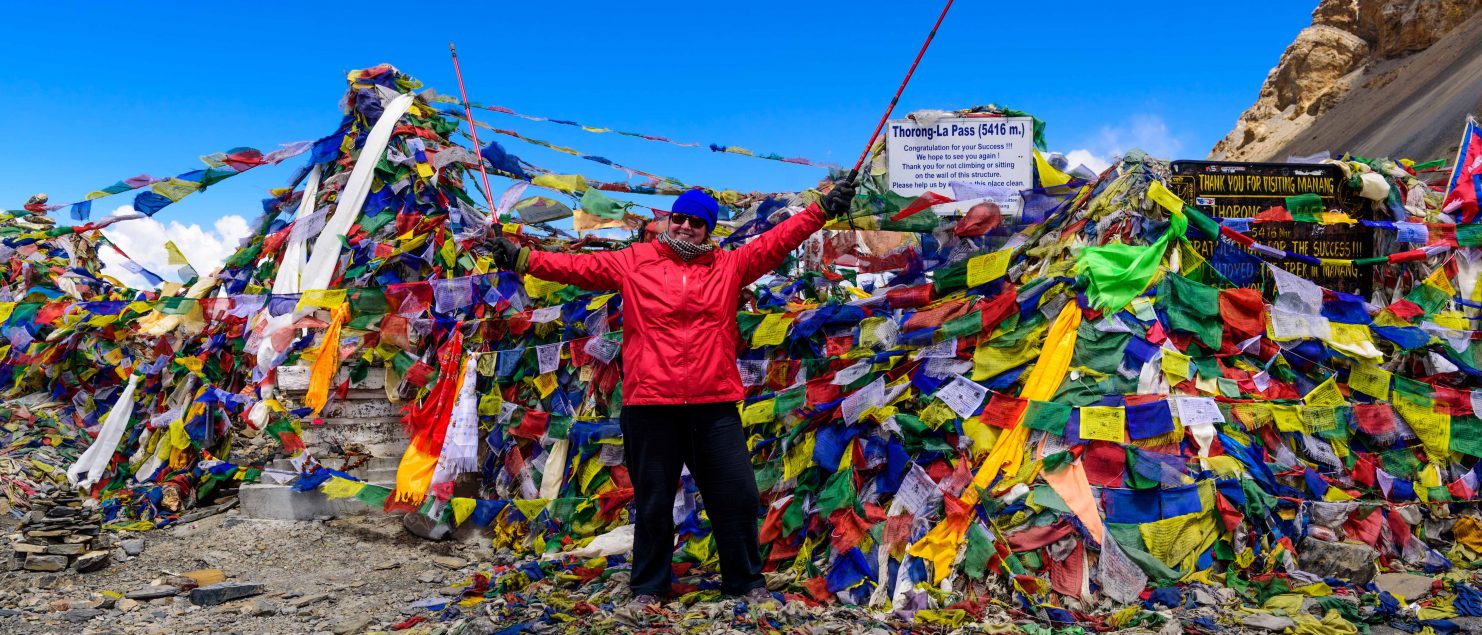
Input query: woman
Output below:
<box><xmin>490</xmin><ymin>184</ymin><xmax>854</xmax><ymax>605</ymax></box>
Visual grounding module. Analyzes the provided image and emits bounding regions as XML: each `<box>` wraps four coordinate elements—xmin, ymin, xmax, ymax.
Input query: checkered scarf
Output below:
<box><xmin>659</xmin><ymin>232</ymin><xmax>714</xmax><ymax>261</ymax></box>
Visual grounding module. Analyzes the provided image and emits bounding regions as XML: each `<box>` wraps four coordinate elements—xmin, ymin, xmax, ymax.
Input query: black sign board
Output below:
<box><xmin>1168</xmin><ymin>160</ymin><xmax>1372</xmax><ymax>296</ymax></box>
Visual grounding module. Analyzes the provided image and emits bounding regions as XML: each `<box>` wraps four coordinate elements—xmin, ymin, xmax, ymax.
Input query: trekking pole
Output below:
<box><xmin>449</xmin><ymin>43</ymin><xmax>502</xmax><ymax>237</ymax></box>
<box><xmin>844</xmin><ymin>0</ymin><xmax>955</xmax><ymax>188</ymax></box>
<box><xmin>838</xmin><ymin>0</ymin><xmax>954</xmax><ymax>233</ymax></box>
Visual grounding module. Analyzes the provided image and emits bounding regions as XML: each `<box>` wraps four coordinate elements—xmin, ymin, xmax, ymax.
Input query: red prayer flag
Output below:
<box><xmin>889</xmin><ymin>191</ymin><xmax>953</xmax><ymax>221</ymax></box>
<box><xmin>981</xmin><ymin>392</ymin><xmax>1028</xmax><ymax>429</ymax></box>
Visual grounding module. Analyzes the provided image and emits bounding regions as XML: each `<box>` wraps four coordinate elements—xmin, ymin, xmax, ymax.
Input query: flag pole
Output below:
<box><xmin>449</xmin><ymin>43</ymin><xmax>502</xmax><ymax>236</ymax></box>
<box><xmin>845</xmin><ymin>0</ymin><xmax>954</xmax><ymax>186</ymax></box>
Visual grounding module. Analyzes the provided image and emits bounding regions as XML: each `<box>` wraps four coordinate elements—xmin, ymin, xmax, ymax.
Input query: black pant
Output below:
<box><xmin>620</xmin><ymin>402</ymin><xmax>764</xmax><ymax>596</ymax></box>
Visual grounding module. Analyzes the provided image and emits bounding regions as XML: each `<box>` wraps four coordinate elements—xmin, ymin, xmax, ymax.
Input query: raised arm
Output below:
<box><xmin>524</xmin><ymin>248</ymin><xmax>630</xmax><ymax>292</ymax></box>
<box><xmin>733</xmin><ymin>203</ymin><xmax>827</xmax><ymax>284</ymax></box>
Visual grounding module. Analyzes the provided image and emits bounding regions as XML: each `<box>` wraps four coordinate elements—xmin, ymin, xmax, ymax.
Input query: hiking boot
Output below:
<box><xmin>742</xmin><ymin>587</ymin><xmax>776</xmax><ymax>605</ymax></box>
<box><xmin>628</xmin><ymin>593</ymin><xmax>662</xmax><ymax>609</ymax></box>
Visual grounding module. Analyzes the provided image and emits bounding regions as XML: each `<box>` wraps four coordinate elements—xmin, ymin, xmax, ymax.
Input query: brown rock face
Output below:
<box><xmin>1355</xmin><ymin>0</ymin><xmax>1482</xmax><ymax>57</ymax></box>
<box><xmin>1270</xmin><ymin>26</ymin><xmax>1369</xmax><ymax>116</ymax></box>
<box><xmin>1212</xmin><ymin>0</ymin><xmax>1482</xmax><ymax>162</ymax></box>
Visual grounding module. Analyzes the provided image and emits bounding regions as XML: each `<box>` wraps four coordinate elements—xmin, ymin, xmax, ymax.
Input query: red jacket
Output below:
<box><xmin>526</xmin><ymin>204</ymin><xmax>825</xmax><ymax>405</ymax></box>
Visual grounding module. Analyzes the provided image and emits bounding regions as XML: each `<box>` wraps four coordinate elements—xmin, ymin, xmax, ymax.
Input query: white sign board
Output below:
<box><xmin>885</xmin><ymin>116</ymin><xmax>1035</xmax><ymax>219</ymax></box>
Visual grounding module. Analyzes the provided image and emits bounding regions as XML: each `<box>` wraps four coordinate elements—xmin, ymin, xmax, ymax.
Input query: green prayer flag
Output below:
<box><xmin>1285</xmin><ymin>193</ymin><xmax>1324</xmax><ymax>217</ymax></box>
<box><xmin>1071</xmin><ymin>322</ymin><xmax>1129</xmax><ymax>374</ymax></box>
<box><xmin>1392</xmin><ymin>375</ymin><xmax>1434</xmax><ymax>404</ymax></box>
<box><xmin>362</xmin><ymin>211</ymin><xmax>396</xmax><ymax>234</ymax></box>
<box><xmin>391</xmin><ymin>351</ymin><xmax>418</xmax><ymax>376</ymax></box>
<box><xmin>736</xmin><ymin>313</ymin><xmax>766</xmax><ymax>342</ymax></box>
<box><xmin>774</xmin><ymin>386</ymin><xmax>805</xmax><ymax>420</ymax></box>
<box><xmin>1162</xmin><ymin>274</ymin><xmax>1221</xmax><ymax>350</ymax></box>
<box><xmin>1182</xmin><ymin>205</ymin><xmax>1222</xmax><ymax>240</ymax></box>
<box><xmin>1458</xmin><ymin>224</ymin><xmax>1482</xmax><ymax>247</ymax></box>
<box><xmin>157</xmin><ymin>296</ymin><xmax>195</xmax><ymax>315</ymax></box>
<box><xmin>962</xmin><ymin>522</ymin><xmax>993</xmax><ymax>580</ymax></box>
<box><xmin>579</xmin><ymin>188</ymin><xmax>630</xmax><ymax>220</ymax></box>
<box><xmin>1076</xmin><ymin>210</ymin><xmax>1187</xmax><ymax>311</ymax></box>
<box><xmin>355</xmin><ymin>484</ymin><xmax>392</xmax><ymax>507</ymax></box>
<box><xmin>1023</xmin><ymin>400</ymin><xmax>1070</xmax><ymax>435</ymax></box>
<box><xmin>940</xmin><ymin>309</ymin><xmax>983</xmax><ymax>339</ymax></box>
<box><xmin>817</xmin><ymin>470</ymin><xmax>856</xmax><ymax>516</ymax></box>
<box><xmin>931</xmin><ymin>260</ymin><xmax>969</xmax><ymax>296</ymax></box>
<box><xmin>547</xmin><ymin>416</ymin><xmax>572</xmax><ymax>440</ymax></box>
<box><xmin>1451</xmin><ymin>416</ymin><xmax>1482</xmax><ymax>457</ymax></box>
<box><xmin>781</xmin><ymin>495</ymin><xmax>806</xmax><ymax>535</ymax></box>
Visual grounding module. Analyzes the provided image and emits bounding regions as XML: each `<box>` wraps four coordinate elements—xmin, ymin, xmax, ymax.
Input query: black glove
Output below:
<box><xmin>490</xmin><ymin>237</ymin><xmax>525</xmax><ymax>271</ymax></box>
<box><xmin>820</xmin><ymin>180</ymin><xmax>857</xmax><ymax>219</ymax></box>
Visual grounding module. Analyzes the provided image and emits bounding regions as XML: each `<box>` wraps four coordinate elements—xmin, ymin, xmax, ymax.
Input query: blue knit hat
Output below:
<box><xmin>671</xmin><ymin>189</ymin><xmax>719</xmax><ymax>231</ymax></box>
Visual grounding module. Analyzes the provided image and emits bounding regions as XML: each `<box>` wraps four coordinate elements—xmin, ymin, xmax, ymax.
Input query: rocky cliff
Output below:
<box><xmin>1211</xmin><ymin>0</ymin><xmax>1482</xmax><ymax>162</ymax></box>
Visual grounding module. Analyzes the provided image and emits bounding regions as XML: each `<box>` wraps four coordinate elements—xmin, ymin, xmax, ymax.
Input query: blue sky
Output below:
<box><xmin>0</xmin><ymin>1</ymin><xmax>1315</xmax><ymax>283</ymax></box>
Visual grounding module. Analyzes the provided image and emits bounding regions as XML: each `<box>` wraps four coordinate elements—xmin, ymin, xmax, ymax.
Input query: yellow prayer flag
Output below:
<box><xmin>295</xmin><ymin>289</ymin><xmax>347</xmax><ymax>312</ymax></box>
<box><xmin>512</xmin><ymin>498</ymin><xmax>551</xmax><ymax>520</ymax></box>
<box><xmin>164</xmin><ymin>241</ymin><xmax>191</xmax><ymax>266</ymax></box>
<box><xmin>966</xmin><ymin>249</ymin><xmax>1012</xmax><ymax>287</ymax></box>
<box><xmin>532</xmin><ymin>372</ymin><xmax>557</xmax><ymax>398</ymax></box>
<box><xmin>1139</xmin><ymin>510</ymin><xmax>1217</xmax><ymax>573</ymax></box>
<box><xmin>1325</xmin><ymin>322</ymin><xmax>1383</xmax><ymax>362</ymax></box>
<box><xmin>531</xmin><ymin>173</ymin><xmax>587</xmax><ymax>193</ymax></box>
<box><xmin>1303</xmin><ymin>376</ymin><xmax>1345</xmax><ymax>407</ymax></box>
<box><xmin>741</xmin><ymin>399</ymin><xmax>775</xmax><ymax>426</ymax></box>
<box><xmin>439</xmin><ymin>235</ymin><xmax>458</xmax><ymax>268</ymax></box>
<box><xmin>400</xmin><ymin>231</ymin><xmax>429</xmax><ymax>253</ymax></box>
<box><xmin>0</xmin><ymin>302</ymin><xmax>15</xmax><ymax>324</ymax></box>
<box><xmin>1435</xmin><ymin>311</ymin><xmax>1469</xmax><ymax>330</ymax></box>
<box><xmin>579</xmin><ymin>456</ymin><xmax>605</xmax><ymax>492</ymax></box>
<box><xmin>1145</xmin><ymin>180</ymin><xmax>1185</xmax><ymax>214</ymax></box>
<box><xmin>321</xmin><ymin>476</ymin><xmax>366</xmax><ymax>500</ymax></box>
<box><xmin>524</xmin><ymin>276</ymin><xmax>564</xmax><ymax>299</ymax></box>
<box><xmin>921</xmin><ymin>399</ymin><xmax>956</xmax><ymax>430</ymax></box>
<box><xmin>450</xmin><ymin>497</ymin><xmax>477</xmax><ymax>526</ymax></box>
<box><xmin>1348</xmin><ymin>363</ymin><xmax>1391</xmax><ymax>400</ymax></box>
<box><xmin>782</xmin><ymin>436</ymin><xmax>815</xmax><ymax>482</ymax></box>
<box><xmin>587</xmin><ymin>293</ymin><xmax>616</xmax><ymax>310</ymax></box>
<box><xmin>573</xmin><ymin>210</ymin><xmax>628</xmax><ymax>232</ymax></box>
<box><xmin>1078</xmin><ymin>406</ymin><xmax>1125</xmax><ymax>442</ymax></box>
<box><xmin>1324</xmin><ymin>486</ymin><xmax>1356</xmax><ymax>502</ymax></box>
<box><xmin>961</xmin><ymin>417</ymin><xmax>999</xmax><ymax>458</ymax></box>
<box><xmin>151</xmin><ymin>177</ymin><xmax>202</xmax><ymax>202</ymax></box>
<box><xmin>751</xmin><ymin>314</ymin><xmax>793</xmax><ymax>347</ymax></box>
<box><xmin>1271</xmin><ymin>404</ymin><xmax>1304</xmax><ymax>432</ymax></box>
<box><xmin>1394</xmin><ymin>394</ymin><xmax>1451</xmax><ymax>464</ymax></box>
<box><xmin>1161</xmin><ymin>349</ymin><xmax>1192</xmax><ymax>384</ymax></box>
<box><xmin>1033</xmin><ymin>149</ymin><xmax>1072</xmax><ymax>188</ymax></box>
<box><xmin>1429</xmin><ymin>266</ymin><xmax>1458</xmax><ymax>296</ymax></box>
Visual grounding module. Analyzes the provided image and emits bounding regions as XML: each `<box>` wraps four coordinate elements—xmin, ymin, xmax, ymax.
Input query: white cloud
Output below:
<box><xmin>1063</xmin><ymin>149</ymin><xmax>1112</xmax><ymax>175</ymax></box>
<box><xmin>1051</xmin><ymin>114</ymin><xmax>1189</xmax><ymax>178</ymax></box>
<box><xmin>97</xmin><ymin>205</ymin><xmax>253</xmax><ymax>288</ymax></box>
<box><xmin>1087</xmin><ymin>114</ymin><xmax>1187</xmax><ymax>160</ymax></box>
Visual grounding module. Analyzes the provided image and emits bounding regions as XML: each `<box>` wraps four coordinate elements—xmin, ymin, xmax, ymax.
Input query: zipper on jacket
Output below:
<box><xmin>681</xmin><ymin>266</ymin><xmax>689</xmax><ymax>404</ymax></box>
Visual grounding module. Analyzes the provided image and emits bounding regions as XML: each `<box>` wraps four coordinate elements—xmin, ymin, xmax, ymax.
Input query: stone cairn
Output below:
<box><xmin>10</xmin><ymin>492</ymin><xmax>110</xmax><ymax>573</ymax></box>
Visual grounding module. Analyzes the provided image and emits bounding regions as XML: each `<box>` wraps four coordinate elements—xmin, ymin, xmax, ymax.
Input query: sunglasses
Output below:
<box><xmin>668</xmin><ymin>213</ymin><xmax>708</xmax><ymax>229</ymax></box>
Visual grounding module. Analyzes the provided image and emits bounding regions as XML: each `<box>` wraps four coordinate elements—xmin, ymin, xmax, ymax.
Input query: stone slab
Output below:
<box><xmin>238</xmin><ymin>483</ymin><xmax>388</xmax><ymax>521</ymax></box>
<box><xmin>1373</xmin><ymin>572</ymin><xmax>1436</xmax><ymax>601</ymax></box>
<box><xmin>277</xmin><ymin>366</ymin><xmax>385</xmax><ymax>392</ymax></box>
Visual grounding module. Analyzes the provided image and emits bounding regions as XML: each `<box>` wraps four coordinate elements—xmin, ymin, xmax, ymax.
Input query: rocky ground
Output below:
<box><xmin>0</xmin><ymin>505</ymin><xmax>1476</xmax><ymax>635</ymax></box>
<box><xmin>0</xmin><ymin>509</ymin><xmax>508</xmax><ymax>635</ymax></box>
